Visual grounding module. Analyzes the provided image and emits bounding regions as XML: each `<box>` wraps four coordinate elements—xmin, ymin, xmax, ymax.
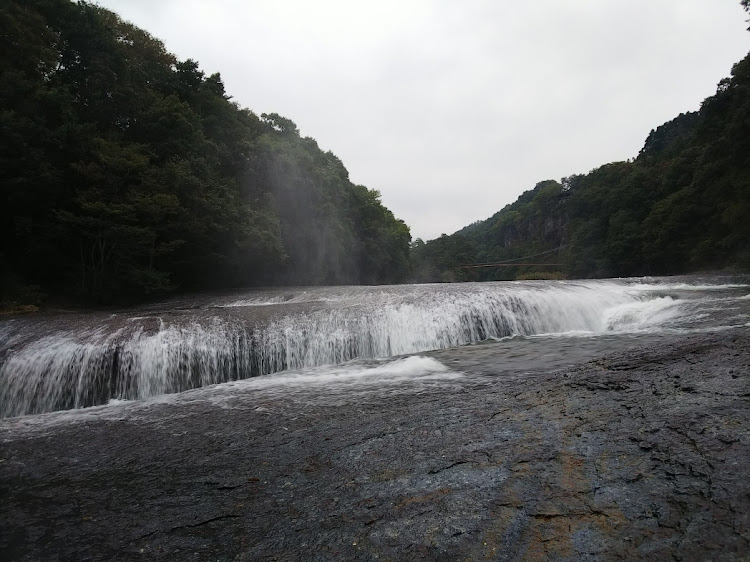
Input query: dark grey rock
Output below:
<box><xmin>1</xmin><ymin>330</ymin><xmax>749</xmax><ymax>560</ymax></box>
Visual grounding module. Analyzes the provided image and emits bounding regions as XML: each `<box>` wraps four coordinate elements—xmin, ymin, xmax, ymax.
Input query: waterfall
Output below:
<box><xmin>0</xmin><ymin>279</ymin><xmax>728</xmax><ymax>418</ymax></box>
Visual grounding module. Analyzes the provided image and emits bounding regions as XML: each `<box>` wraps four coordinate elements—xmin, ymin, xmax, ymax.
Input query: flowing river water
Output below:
<box><xmin>1</xmin><ymin>275</ymin><xmax>749</xmax><ymax>419</ymax></box>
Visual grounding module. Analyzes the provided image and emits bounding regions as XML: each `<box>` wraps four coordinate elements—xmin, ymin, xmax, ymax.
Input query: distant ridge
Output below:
<box><xmin>411</xmin><ymin>41</ymin><xmax>750</xmax><ymax>282</ymax></box>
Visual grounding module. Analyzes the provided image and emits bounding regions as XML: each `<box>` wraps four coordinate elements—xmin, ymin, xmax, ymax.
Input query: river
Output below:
<box><xmin>1</xmin><ymin>274</ymin><xmax>749</xmax><ymax>418</ymax></box>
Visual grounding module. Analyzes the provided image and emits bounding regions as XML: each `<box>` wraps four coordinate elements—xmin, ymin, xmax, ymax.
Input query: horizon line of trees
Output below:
<box><xmin>3</xmin><ymin>1</ymin><xmax>749</xmax><ymax>307</ymax></box>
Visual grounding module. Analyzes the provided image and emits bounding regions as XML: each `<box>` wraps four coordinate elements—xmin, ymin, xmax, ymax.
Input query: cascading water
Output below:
<box><xmin>1</xmin><ymin>277</ymin><xmax>748</xmax><ymax>418</ymax></box>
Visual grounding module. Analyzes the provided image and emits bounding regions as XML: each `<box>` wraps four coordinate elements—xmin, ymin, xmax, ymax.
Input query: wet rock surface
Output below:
<box><xmin>1</xmin><ymin>330</ymin><xmax>749</xmax><ymax>561</ymax></box>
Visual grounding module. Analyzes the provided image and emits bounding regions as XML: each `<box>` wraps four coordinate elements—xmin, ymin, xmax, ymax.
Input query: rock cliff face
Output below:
<box><xmin>1</xmin><ymin>330</ymin><xmax>749</xmax><ymax>560</ymax></box>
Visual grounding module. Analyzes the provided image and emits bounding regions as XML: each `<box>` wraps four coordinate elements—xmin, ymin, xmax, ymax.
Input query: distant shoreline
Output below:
<box><xmin>2</xmin><ymin>269</ymin><xmax>747</xmax><ymax>317</ymax></box>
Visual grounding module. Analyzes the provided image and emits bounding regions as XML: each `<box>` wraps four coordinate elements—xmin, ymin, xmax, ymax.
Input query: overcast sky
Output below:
<box><xmin>96</xmin><ymin>0</ymin><xmax>749</xmax><ymax>241</ymax></box>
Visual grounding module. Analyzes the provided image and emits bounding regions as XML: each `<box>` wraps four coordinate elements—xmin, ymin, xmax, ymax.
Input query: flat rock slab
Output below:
<box><xmin>1</xmin><ymin>331</ymin><xmax>749</xmax><ymax>561</ymax></box>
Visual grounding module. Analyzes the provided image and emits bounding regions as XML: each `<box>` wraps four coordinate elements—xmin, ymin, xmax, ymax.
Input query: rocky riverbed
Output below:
<box><xmin>1</xmin><ymin>329</ymin><xmax>749</xmax><ymax>561</ymax></box>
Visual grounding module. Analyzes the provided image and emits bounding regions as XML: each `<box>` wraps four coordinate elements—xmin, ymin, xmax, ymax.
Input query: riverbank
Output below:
<box><xmin>1</xmin><ymin>329</ymin><xmax>749</xmax><ymax>560</ymax></box>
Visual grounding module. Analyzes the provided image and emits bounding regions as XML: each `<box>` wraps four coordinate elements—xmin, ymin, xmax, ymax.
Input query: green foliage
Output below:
<box><xmin>410</xmin><ymin>234</ymin><xmax>479</xmax><ymax>283</ymax></box>
<box><xmin>413</xmin><ymin>49</ymin><xmax>750</xmax><ymax>281</ymax></box>
<box><xmin>1</xmin><ymin>0</ymin><xmax>410</xmax><ymax>304</ymax></box>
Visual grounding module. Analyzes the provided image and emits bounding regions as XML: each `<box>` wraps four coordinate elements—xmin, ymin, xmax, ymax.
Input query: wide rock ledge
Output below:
<box><xmin>1</xmin><ymin>330</ymin><xmax>749</xmax><ymax>560</ymax></box>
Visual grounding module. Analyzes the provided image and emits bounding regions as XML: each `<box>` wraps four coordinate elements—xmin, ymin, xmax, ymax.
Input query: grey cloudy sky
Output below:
<box><xmin>97</xmin><ymin>0</ymin><xmax>749</xmax><ymax>241</ymax></box>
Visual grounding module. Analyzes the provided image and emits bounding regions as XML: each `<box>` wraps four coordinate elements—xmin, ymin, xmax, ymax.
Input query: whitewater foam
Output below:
<box><xmin>0</xmin><ymin>356</ymin><xmax>460</xmax><ymax>429</ymax></box>
<box><xmin>627</xmin><ymin>282</ymin><xmax>750</xmax><ymax>292</ymax></box>
<box><xmin>603</xmin><ymin>296</ymin><xmax>682</xmax><ymax>332</ymax></box>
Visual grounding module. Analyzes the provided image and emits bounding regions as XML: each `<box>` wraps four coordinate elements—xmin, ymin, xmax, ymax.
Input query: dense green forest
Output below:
<box><xmin>0</xmin><ymin>0</ymin><xmax>411</xmax><ymax>305</ymax></box>
<box><xmin>412</xmin><ymin>15</ymin><xmax>750</xmax><ymax>283</ymax></box>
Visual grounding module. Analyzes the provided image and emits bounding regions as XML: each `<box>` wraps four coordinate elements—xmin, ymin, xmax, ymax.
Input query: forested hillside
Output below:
<box><xmin>412</xmin><ymin>37</ymin><xmax>750</xmax><ymax>282</ymax></box>
<box><xmin>1</xmin><ymin>0</ymin><xmax>411</xmax><ymax>305</ymax></box>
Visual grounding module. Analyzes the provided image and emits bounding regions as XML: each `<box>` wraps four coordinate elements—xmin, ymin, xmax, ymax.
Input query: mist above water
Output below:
<box><xmin>0</xmin><ymin>276</ymin><xmax>748</xmax><ymax>418</ymax></box>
